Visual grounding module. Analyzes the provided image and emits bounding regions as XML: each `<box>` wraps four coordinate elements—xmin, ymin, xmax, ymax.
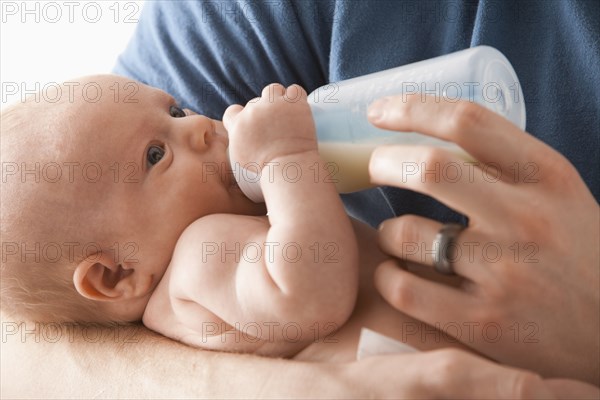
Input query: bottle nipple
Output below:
<box><xmin>228</xmin><ymin>149</ymin><xmax>265</xmax><ymax>203</ymax></box>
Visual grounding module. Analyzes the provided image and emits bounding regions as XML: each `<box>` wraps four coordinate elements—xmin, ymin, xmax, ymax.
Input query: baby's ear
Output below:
<box><xmin>73</xmin><ymin>252</ymin><xmax>152</xmax><ymax>302</ymax></box>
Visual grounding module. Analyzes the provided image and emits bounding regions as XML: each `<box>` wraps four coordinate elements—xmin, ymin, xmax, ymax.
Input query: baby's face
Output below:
<box><xmin>62</xmin><ymin>75</ymin><xmax>264</xmax><ymax>278</ymax></box>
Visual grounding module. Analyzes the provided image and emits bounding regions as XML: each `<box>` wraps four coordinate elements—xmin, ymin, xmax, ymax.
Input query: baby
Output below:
<box><xmin>1</xmin><ymin>75</ymin><xmax>460</xmax><ymax>360</ymax></box>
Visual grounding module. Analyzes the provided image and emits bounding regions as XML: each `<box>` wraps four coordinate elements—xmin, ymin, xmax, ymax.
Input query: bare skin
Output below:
<box><xmin>2</xmin><ymin>222</ymin><xmax>598</xmax><ymax>398</ymax></box>
<box><xmin>367</xmin><ymin>94</ymin><xmax>600</xmax><ymax>384</ymax></box>
<box><xmin>141</xmin><ymin>84</ymin><xmax>460</xmax><ymax>359</ymax></box>
<box><xmin>2</xmin><ymin>76</ymin><xmax>599</xmax><ymax>398</ymax></box>
<box><xmin>294</xmin><ymin>217</ymin><xmax>470</xmax><ymax>362</ymax></box>
<box><xmin>140</xmin><ymin>84</ymin><xmax>358</xmax><ymax>356</ymax></box>
<box><xmin>1</xmin><ymin>76</ymin><xmax>440</xmax><ymax>359</ymax></box>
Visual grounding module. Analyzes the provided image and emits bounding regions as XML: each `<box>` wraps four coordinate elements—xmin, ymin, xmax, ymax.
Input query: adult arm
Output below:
<box><xmin>368</xmin><ymin>94</ymin><xmax>600</xmax><ymax>384</ymax></box>
<box><xmin>0</xmin><ymin>320</ymin><xmax>347</xmax><ymax>398</ymax></box>
<box><xmin>5</xmin><ymin>317</ymin><xmax>594</xmax><ymax>399</ymax></box>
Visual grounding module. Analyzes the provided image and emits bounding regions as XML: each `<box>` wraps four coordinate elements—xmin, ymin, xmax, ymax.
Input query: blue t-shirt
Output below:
<box><xmin>114</xmin><ymin>0</ymin><xmax>599</xmax><ymax>227</ymax></box>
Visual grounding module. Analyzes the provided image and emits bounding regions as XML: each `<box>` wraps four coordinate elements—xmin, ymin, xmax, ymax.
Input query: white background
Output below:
<box><xmin>1</xmin><ymin>0</ymin><xmax>145</xmax><ymax>110</ymax></box>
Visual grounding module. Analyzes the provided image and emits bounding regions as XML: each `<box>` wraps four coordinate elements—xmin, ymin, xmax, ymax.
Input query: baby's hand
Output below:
<box><xmin>223</xmin><ymin>84</ymin><xmax>317</xmax><ymax>168</ymax></box>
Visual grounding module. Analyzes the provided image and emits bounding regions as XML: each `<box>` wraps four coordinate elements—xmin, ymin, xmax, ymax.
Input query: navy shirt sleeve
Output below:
<box><xmin>114</xmin><ymin>0</ymin><xmax>599</xmax><ymax>227</ymax></box>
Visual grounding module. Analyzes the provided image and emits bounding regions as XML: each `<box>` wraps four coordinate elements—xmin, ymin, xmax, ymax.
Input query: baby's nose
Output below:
<box><xmin>188</xmin><ymin>128</ymin><xmax>209</xmax><ymax>151</ymax></box>
<box><xmin>182</xmin><ymin>116</ymin><xmax>213</xmax><ymax>151</ymax></box>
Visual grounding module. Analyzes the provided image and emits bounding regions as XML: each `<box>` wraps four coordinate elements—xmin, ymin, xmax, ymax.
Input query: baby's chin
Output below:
<box><xmin>227</xmin><ymin>173</ymin><xmax>242</xmax><ymax>193</ymax></box>
<box><xmin>229</xmin><ymin>175</ymin><xmax>260</xmax><ymax>210</ymax></box>
<box><xmin>215</xmin><ymin>121</ymin><xmax>266</xmax><ymax>214</ymax></box>
<box><xmin>233</xmin><ymin>185</ymin><xmax>267</xmax><ymax>215</ymax></box>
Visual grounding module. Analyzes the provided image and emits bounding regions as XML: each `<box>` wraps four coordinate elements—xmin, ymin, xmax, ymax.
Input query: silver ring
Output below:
<box><xmin>433</xmin><ymin>223</ymin><xmax>466</xmax><ymax>275</ymax></box>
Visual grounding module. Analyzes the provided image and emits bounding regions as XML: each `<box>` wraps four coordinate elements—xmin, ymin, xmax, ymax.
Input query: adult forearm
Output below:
<box><xmin>5</xmin><ymin>319</ymin><xmax>597</xmax><ymax>399</ymax></box>
<box><xmin>1</xmin><ymin>320</ymin><xmax>349</xmax><ymax>399</ymax></box>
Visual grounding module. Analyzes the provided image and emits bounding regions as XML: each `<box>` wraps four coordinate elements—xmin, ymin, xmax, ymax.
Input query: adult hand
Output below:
<box><xmin>367</xmin><ymin>94</ymin><xmax>600</xmax><ymax>384</ymax></box>
<box><xmin>346</xmin><ymin>349</ymin><xmax>600</xmax><ymax>399</ymax></box>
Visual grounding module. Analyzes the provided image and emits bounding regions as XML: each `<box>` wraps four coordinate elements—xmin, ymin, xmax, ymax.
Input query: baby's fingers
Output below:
<box><xmin>285</xmin><ymin>84</ymin><xmax>307</xmax><ymax>102</ymax></box>
<box><xmin>261</xmin><ymin>83</ymin><xmax>286</xmax><ymax>99</ymax></box>
<box><xmin>222</xmin><ymin>104</ymin><xmax>244</xmax><ymax>132</ymax></box>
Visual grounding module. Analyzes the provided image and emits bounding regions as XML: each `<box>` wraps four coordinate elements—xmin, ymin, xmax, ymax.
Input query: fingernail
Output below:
<box><xmin>368</xmin><ymin>98</ymin><xmax>389</xmax><ymax>120</ymax></box>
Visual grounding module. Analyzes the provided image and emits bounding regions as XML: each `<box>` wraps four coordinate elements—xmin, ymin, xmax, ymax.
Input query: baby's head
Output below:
<box><xmin>1</xmin><ymin>75</ymin><xmax>263</xmax><ymax>323</ymax></box>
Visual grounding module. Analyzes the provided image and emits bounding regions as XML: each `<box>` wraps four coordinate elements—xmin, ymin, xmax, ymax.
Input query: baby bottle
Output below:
<box><xmin>234</xmin><ymin>46</ymin><xmax>526</xmax><ymax>202</ymax></box>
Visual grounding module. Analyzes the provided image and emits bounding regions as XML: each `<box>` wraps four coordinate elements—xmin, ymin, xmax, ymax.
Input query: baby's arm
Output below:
<box><xmin>144</xmin><ymin>84</ymin><xmax>359</xmax><ymax>355</ymax></box>
<box><xmin>225</xmin><ymin>85</ymin><xmax>360</xmax><ymax>332</ymax></box>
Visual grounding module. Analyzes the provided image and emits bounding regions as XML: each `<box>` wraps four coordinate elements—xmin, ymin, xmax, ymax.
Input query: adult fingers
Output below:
<box><xmin>377</xmin><ymin>215</ymin><xmax>491</xmax><ymax>282</ymax></box>
<box><xmin>367</xmin><ymin>94</ymin><xmax>560</xmax><ymax>183</ymax></box>
<box><xmin>374</xmin><ymin>260</ymin><xmax>475</xmax><ymax>325</ymax></box>
<box><xmin>420</xmin><ymin>349</ymin><xmax>556</xmax><ymax>399</ymax></box>
<box><xmin>544</xmin><ymin>379</ymin><xmax>600</xmax><ymax>400</ymax></box>
<box><xmin>361</xmin><ymin>350</ymin><xmax>556</xmax><ymax>399</ymax></box>
<box><xmin>369</xmin><ymin>144</ymin><xmax>512</xmax><ymax>221</ymax></box>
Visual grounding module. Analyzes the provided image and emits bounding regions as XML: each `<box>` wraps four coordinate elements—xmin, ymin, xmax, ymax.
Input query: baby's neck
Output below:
<box><xmin>102</xmin><ymin>292</ymin><xmax>153</xmax><ymax>323</ymax></box>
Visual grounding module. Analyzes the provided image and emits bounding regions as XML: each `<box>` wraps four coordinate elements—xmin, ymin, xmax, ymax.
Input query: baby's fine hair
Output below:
<box><xmin>1</xmin><ymin>99</ymin><xmax>115</xmax><ymax>324</ymax></box>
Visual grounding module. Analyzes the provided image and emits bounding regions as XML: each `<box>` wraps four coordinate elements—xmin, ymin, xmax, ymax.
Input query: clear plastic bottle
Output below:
<box><xmin>235</xmin><ymin>46</ymin><xmax>526</xmax><ymax>202</ymax></box>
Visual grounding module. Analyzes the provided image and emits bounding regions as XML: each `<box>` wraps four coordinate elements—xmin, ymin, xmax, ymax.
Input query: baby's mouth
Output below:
<box><xmin>213</xmin><ymin>120</ymin><xmax>229</xmax><ymax>144</ymax></box>
<box><xmin>224</xmin><ymin>149</ymin><xmax>242</xmax><ymax>192</ymax></box>
<box><xmin>213</xmin><ymin>120</ymin><xmax>245</xmax><ymax>195</ymax></box>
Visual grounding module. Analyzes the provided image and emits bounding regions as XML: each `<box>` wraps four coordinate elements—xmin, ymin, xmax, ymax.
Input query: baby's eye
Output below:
<box><xmin>147</xmin><ymin>144</ymin><xmax>165</xmax><ymax>167</ymax></box>
<box><xmin>169</xmin><ymin>105</ymin><xmax>186</xmax><ymax>118</ymax></box>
